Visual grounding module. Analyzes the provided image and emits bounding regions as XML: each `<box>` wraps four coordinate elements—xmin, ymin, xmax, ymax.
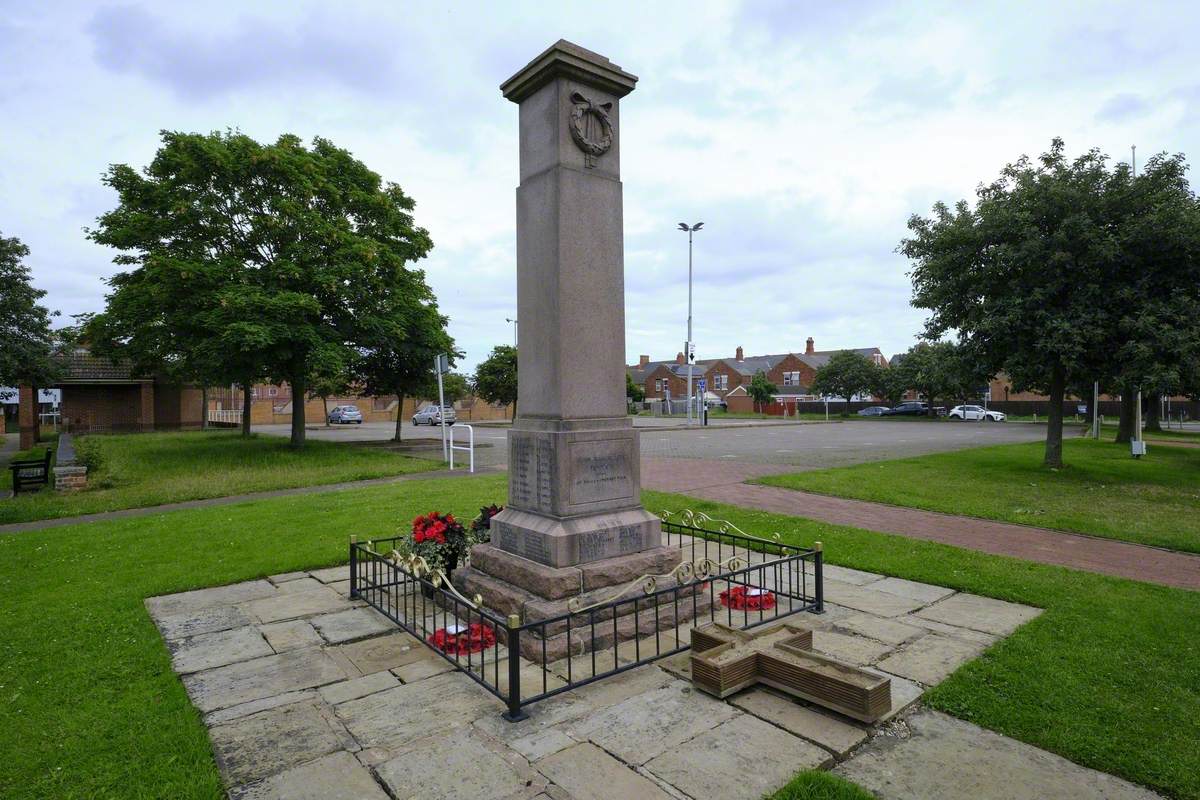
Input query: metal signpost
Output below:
<box><xmin>435</xmin><ymin>353</ymin><xmax>450</xmax><ymax>462</ymax></box>
<box><xmin>698</xmin><ymin>379</ymin><xmax>707</xmax><ymax>426</ymax></box>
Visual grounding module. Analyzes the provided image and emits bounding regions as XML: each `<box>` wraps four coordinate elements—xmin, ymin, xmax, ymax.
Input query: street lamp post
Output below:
<box><xmin>678</xmin><ymin>221</ymin><xmax>703</xmax><ymax>424</ymax></box>
<box><xmin>505</xmin><ymin>317</ymin><xmax>518</xmax><ymax>348</ymax></box>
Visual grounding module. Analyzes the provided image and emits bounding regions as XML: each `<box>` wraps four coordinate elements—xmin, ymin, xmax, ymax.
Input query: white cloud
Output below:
<box><xmin>1</xmin><ymin>0</ymin><xmax>1198</xmax><ymax>371</ymax></box>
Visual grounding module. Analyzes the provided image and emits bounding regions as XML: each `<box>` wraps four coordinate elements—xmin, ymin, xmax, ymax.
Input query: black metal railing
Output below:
<box><xmin>350</xmin><ymin>519</ymin><xmax>822</xmax><ymax>720</ymax></box>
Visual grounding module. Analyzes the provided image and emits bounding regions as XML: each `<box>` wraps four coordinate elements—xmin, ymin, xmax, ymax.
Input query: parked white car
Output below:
<box><xmin>948</xmin><ymin>404</ymin><xmax>1006</xmax><ymax>422</ymax></box>
<box><xmin>412</xmin><ymin>404</ymin><xmax>456</xmax><ymax>425</ymax></box>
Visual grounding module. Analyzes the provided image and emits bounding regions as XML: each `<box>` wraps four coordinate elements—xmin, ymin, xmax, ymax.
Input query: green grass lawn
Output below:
<box><xmin>755</xmin><ymin>438</ymin><xmax>1200</xmax><ymax>553</ymax></box>
<box><xmin>0</xmin><ymin>471</ymin><xmax>1195</xmax><ymax>798</ymax></box>
<box><xmin>0</xmin><ymin>431</ymin><xmax>439</xmax><ymax>524</ymax></box>
<box><xmin>767</xmin><ymin>771</ymin><xmax>875</xmax><ymax>800</ymax></box>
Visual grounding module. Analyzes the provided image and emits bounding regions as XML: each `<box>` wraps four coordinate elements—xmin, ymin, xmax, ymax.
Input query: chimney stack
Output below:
<box><xmin>735</xmin><ymin>346</ymin><xmax>744</xmax><ymax>361</ymax></box>
<box><xmin>639</xmin><ymin>354</ymin><xmax>649</xmax><ymax>367</ymax></box>
<box><xmin>805</xmin><ymin>337</ymin><xmax>815</xmax><ymax>355</ymax></box>
<box><xmin>676</xmin><ymin>352</ymin><xmax>685</xmax><ymax>365</ymax></box>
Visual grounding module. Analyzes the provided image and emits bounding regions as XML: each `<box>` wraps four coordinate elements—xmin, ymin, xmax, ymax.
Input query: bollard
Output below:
<box><xmin>813</xmin><ymin>541</ymin><xmax>824</xmax><ymax>614</ymax></box>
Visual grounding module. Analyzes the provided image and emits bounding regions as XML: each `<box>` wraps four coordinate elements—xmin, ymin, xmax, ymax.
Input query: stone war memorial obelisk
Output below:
<box><xmin>456</xmin><ymin>41</ymin><xmax>706</xmax><ymax>660</ymax></box>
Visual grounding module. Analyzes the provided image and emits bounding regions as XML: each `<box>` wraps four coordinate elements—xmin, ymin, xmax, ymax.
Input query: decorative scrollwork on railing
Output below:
<box><xmin>357</xmin><ymin>540</ymin><xmax>484</xmax><ymax>611</ymax></box>
<box><xmin>565</xmin><ymin>554</ymin><xmax>748</xmax><ymax>614</ymax></box>
<box><xmin>658</xmin><ymin>509</ymin><xmax>784</xmax><ymax>544</ymax></box>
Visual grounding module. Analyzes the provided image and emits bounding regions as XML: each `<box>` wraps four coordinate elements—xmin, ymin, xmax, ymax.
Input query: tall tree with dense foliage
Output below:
<box><xmin>625</xmin><ymin>371</ymin><xmax>645</xmax><ymax>403</ymax></box>
<box><xmin>88</xmin><ymin>130</ymin><xmax>434</xmax><ymax>447</ymax></box>
<box><xmin>892</xmin><ymin>341</ymin><xmax>977</xmax><ymax>417</ymax></box>
<box><xmin>0</xmin><ymin>232</ymin><xmax>58</xmax><ymax>389</ymax></box>
<box><xmin>903</xmin><ymin>140</ymin><xmax>1121</xmax><ymax>466</ymax></box>
<box><xmin>810</xmin><ymin>350</ymin><xmax>879</xmax><ymax>416</ymax></box>
<box><xmin>355</xmin><ymin>302</ymin><xmax>455</xmax><ymax>441</ymax></box>
<box><xmin>473</xmin><ymin>345</ymin><xmax>518</xmax><ymax>420</ymax></box>
<box><xmin>747</xmin><ymin>370</ymin><xmax>776</xmax><ymax>413</ymax></box>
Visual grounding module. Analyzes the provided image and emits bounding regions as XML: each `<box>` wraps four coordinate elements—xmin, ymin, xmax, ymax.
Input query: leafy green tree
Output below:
<box><xmin>873</xmin><ymin>361</ymin><xmax>911</xmax><ymax>407</ymax></box>
<box><xmin>625</xmin><ymin>371</ymin><xmax>645</xmax><ymax>403</ymax></box>
<box><xmin>903</xmin><ymin>140</ymin><xmax>1120</xmax><ymax>466</ymax></box>
<box><xmin>355</xmin><ymin>302</ymin><xmax>455</xmax><ymax>441</ymax></box>
<box><xmin>307</xmin><ymin>360</ymin><xmax>353</xmax><ymax>428</ymax></box>
<box><xmin>0</xmin><ymin>232</ymin><xmax>59</xmax><ymax>392</ymax></box>
<box><xmin>88</xmin><ymin>130</ymin><xmax>433</xmax><ymax>447</ymax></box>
<box><xmin>811</xmin><ymin>350</ymin><xmax>879</xmax><ymax>416</ymax></box>
<box><xmin>747</xmin><ymin>370</ymin><xmax>776</xmax><ymax>413</ymax></box>
<box><xmin>473</xmin><ymin>346</ymin><xmax>518</xmax><ymax>420</ymax></box>
<box><xmin>442</xmin><ymin>372</ymin><xmax>469</xmax><ymax>405</ymax></box>
<box><xmin>893</xmin><ymin>341</ymin><xmax>977</xmax><ymax>417</ymax></box>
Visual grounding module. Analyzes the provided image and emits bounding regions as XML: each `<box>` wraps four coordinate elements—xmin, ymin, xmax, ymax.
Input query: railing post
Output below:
<box><xmin>813</xmin><ymin>541</ymin><xmax>824</xmax><ymax>614</ymax></box>
<box><xmin>502</xmin><ymin>613</ymin><xmax>528</xmax><ymax>722</ymax></box>
<box><xmin>349</xmin><ymin>535</ymin><xmax>358</xmax><ymax>600</ymax></box>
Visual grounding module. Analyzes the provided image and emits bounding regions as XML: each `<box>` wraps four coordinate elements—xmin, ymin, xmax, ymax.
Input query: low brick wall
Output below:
<box><xmin>54</xmin><ymin>465</ymin><xmax>87</xmax><ymax>492</ymax></box>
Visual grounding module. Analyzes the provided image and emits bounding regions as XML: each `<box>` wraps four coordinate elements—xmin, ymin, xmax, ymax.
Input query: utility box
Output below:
<box><xmin>1131</xmin><ymin>440</ymin><xmax>1148</xmax><ymax>457</ymax></box>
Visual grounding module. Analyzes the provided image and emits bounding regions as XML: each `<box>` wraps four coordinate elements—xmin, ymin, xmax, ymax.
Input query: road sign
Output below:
<box><xmin>698</xmin><ymin>379</ymin><xmax>706</xmax><ymax>392</ymax></box>
<box><xmin>435</xmin><ymin>353</ymin><xmax>450</xmax><ymax>374</ymax></box>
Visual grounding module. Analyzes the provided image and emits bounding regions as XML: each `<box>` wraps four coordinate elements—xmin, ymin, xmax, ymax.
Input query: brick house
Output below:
<box><xmin>14</xmin><ymin>349</ymin><xmax>204</xmax><ymax>448</ymax></box>
<box><xmin>629</xmin><ymin>338</ymin><xmax>889</xmax><ymax>407</ymax></box>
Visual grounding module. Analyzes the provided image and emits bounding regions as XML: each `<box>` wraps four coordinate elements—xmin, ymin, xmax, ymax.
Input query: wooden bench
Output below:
<box><xmin>10</xmin><ymin>449</ymin><xmax>52</xmax><ymax>495</ymax></box>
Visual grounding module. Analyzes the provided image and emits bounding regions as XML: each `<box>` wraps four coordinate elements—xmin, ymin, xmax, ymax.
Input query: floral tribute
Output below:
<box><xmin>720</xmin><ymin>586</ymin><xmax>777</xmax><ymax>611</ymax></box>
<box><xmin>427</xmin><ymin>622</ymin><xmax>497</xmax><ymax>655</ymax></box>
<box><xmin>470</xmin><ymin>504</ymin><xmax>503</xmax><ymax>541</ymax></box>
<box><xmin>408</xmin><ymin>512</ymin><xmax>473</xmax><ymax>574</ymax></box>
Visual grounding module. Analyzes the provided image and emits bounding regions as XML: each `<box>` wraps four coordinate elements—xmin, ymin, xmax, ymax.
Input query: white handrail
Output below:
<box><xmin>449</xmin><ymin>423</ymin><xmax>474</xmax><ymax>473</ymax></box>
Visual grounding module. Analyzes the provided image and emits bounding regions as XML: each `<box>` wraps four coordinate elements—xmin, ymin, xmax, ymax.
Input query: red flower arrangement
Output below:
<box><xmin>720</xmin><ymin>586</ymin><xmax>777</xmax><ymax>611</ymax></box>
<box><xmin>412</xmin><ymin>512</ymin><xmax>454</xmax><ymax>545</ymax></box>
<box><xmin>427</xmin><ymin>622</ymin><xmax>497</xmax><ymax>655</ymax></box>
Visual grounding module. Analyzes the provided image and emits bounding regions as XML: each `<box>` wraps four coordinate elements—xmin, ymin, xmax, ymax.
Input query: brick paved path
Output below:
<box><xmin>640</xmin><ymin>457</ymin><xmax>1200</xmax><ymax>592</ymax></box>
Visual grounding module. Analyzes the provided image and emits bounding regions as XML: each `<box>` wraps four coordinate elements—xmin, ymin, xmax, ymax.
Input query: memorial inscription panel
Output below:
<box><xmin>568</xmin><ymin>439</ymin><xmax>634</xmax><ymax>506</ymax></box>
<box><xmin>510</xmin><ymin>435</ymin><xmax>554</xmax><ymax>512</ymax></box>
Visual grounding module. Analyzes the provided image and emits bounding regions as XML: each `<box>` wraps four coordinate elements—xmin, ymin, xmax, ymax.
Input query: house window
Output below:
<box><xmin>655</xmin><ymin>378</ymin><xmax>663</xmax><ymax>392</ymax></box>
<box><xmin>268</xmin><ymin>387</ymin><xmax>278</xmax><ymax>397</ymax></box>
<box><xmin>713</xmin><ymin>374</ymin><xmax>727</xmax><ymax>390</ymax></box>
<box><xmin>783</xmin><ymin>371</ymin><xmax>801</xmax><ymax>386</ymax></box>
<box><xmin>251</xmin><ymin>387</ymin><xmax>259</xmax><ymax>398</ymax></box>
<box><xmin>873</xmin><ymin>353</ymin><xmax>883</xmax><ymax>365</ymax></box>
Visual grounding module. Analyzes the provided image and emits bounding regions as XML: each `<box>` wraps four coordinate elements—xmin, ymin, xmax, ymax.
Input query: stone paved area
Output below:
<box><xmin>144</xmin><ymin>558</ymin><xmax>1152</xmax><ymax>799</ymax></box>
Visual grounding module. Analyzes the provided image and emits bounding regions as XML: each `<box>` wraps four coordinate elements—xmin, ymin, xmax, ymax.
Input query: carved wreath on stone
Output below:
<box><xmin>569</xmin><ymin>91</ymin><xmax>613</xmax><ymax>167</ymax></box>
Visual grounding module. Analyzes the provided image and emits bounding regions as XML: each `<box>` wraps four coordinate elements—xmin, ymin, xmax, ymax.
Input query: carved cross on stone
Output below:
<box><xmin>690</xmin><ymin>622</ymin><xmax>892</xmax><ymax>723</ymax></box>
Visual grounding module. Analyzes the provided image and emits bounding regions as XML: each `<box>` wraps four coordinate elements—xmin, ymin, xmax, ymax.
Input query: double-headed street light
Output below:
<box><xmin>505</xmin><ymin>317</ymin><xmax>518</xmax><ymax>348</ymax></box>
<box><xmin>678</xmin><ymin>222</ymin><xmax>703</xmax><ymax>424</ymax></box>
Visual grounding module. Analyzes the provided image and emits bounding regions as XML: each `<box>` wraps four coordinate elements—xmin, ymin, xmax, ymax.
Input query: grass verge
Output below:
<box><xmin>766</xmin><ymin>771</ymin><xmax>875</xmax><ymax>799</ymax></box>
<box><xmin>0</xmin><ymin>431</ymin><xmax>439</xmax><ymax>524</ymax></box>
<box><xmin>754</xmin><ymin>438</ymin><xmax>1200</xmax><ymax>553</ymax></box>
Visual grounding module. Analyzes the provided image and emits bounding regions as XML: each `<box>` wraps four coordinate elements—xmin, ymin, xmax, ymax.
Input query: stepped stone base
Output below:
<box><xmin>455</xmin><ymin>543</ymin><xmax>714</xmax><ymax>662</ymax></box>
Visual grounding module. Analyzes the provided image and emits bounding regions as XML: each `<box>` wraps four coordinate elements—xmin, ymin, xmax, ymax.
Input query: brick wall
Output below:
<box><xmin>61</xmin><ymin>385</ymin><xmax>146</xmax><ymax>433</ymax></box>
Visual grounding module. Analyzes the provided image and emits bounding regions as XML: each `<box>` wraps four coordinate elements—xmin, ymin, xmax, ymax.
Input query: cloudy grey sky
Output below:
<box><xmin>2</xmin><ymin>1</ymin><xmax>1197</xmax><ymax>371</ymax></box>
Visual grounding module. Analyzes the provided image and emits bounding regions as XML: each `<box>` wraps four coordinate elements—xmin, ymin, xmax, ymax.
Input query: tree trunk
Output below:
<box><xmin>241</xmin><ymin>383</ymin><xmax>253</xmax><ymax>437</ymax></box>
<box><xmin>30</xmin><ymin>381</ymin><xmax>40</xmax><ymax>443</ymax></box>
<box><xmin>201</xmin><ymin>386</ymin><xmax>209</xmax><ymax>431</ymax></box>
<box><xmin>289</xmin><ymin>373</ymin><xmax>306</xmax><ymax>448</ymax></box>
<box><xmin>1044</xmin><ymin>364</ymin><xmax>1066</xmax><ymax>467</ymax></box>
<box><xmin>1116</xmin><ymin>389</ymin><xmax>1136</xmax><ymax>443</ymax></box>
<box><xmin>394</xmin><ymin>394</ymin><xmax>404</xmax><ymax>442</ymax></box>
<box><xmin>322</xmin><ymin>396</ymin><xmax>330</xmax><ymax>427</ymax></box>
<box><xmin>1145</xmin><ymin>393</ymin><xmax>1162</xmax><ymax>432</ymax></box>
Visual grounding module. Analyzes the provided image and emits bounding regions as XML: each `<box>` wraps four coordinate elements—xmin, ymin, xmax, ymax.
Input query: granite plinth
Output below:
<box><xmin>468</xmin><ymin>543</ymin><xmax>681</xmax><ymax>601</ymax></box>
<box><xmin>491</xmin><ymin>506</ymin><xmax>662</xmax><ymax>569</ymax></box>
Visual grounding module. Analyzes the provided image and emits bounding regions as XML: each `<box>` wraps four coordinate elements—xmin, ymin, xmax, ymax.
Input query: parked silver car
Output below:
<box><xmin>412</xmin><ymin>404</ymin><xmax>456</xmax><ymax>425</ymax></box>
<box><xmin>328</xmin><ymin>405</ymin><xmax>363</xmax><ymax>424</ymax></box>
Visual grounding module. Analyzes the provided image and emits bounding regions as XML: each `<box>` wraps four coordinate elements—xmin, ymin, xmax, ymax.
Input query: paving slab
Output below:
<box><xmin>876</xmin><ymin>673</ymin><xmax>924</xmax><ymax>723</ymax></box>
<box><xmin>169</xmin><ymin>625</ymin><xmax>274</xmax><ymax>675</ymax></box>
<box><xmin>812</xmin><ymin>629</ymin><xmax>895</xmax><ymax>665</ymax></box>
<box><xmin>822</xmin><ymin>564</ymin><xmax>886</xmax><ymax>586</ymax></box>
<box><xmin>332</xmin><ymin>631</ymin><xmax>432</xmax><ymax>674</ymax></box>
<box><xmin>183</xmin><ymin>648</ymin><xmax>349</xmax><ymax>713</ymax></box>
<box><xmin>205</xmin><ymin>689</ymin><xmax>318</xmax><ymax>726</ymax></box>
<box><xmin>229</xmin><ymin>750</ymin><xmax>390</xmax><ymax>800</ymax></box>
<box><xmin>823</xmin><ymin>580</ymin><xmax>927</xmax><ymax>617</ymax></box>
<box><xmin>310</xmin><ymin>607</ymin><xmax>394</xmax><ymax>644</ymax></box>
<box><xmin>335</xmin><ymin>672</ymin><xmax>501</xmax><ymax>753</ymax></box>
<box><xmin>243</xmin><ymin>587</ymin><xmax>353</xmax><ymax>624</ymax></box>
<box><xmin>318</xmin><ymin>671</ymin><xmax>400</xmax><ymax>705</ymax></box>
<box><xmin>267</xmin><ymin>571</ymin><xmax>308</xmax><ymax>584</ymax></box>
<box><xmin>870</xmin><ymin>577</ymin><xmax>956</xmax><ymax>604</ymax></box>
<box><xmin>272</xmin><ymin>576</ymin><xmax>324</xmax><ymax>595</ymax></box>
<box><xmin>645</xmin><ymin>713</ymin><xmax>830</xmax><ymax>800</ymax></box>
<box><xmin>568</xmin><ymin>663</ymin><xmax>675</xmax><ymax>709</ymax></box>
<box><xmin>915</xmin><ymin>593</ymin><xmax>1042</xmax><ymax>636</ymax></box>
<box><xmin>536</xmin><ymin>742</ymin><xmax>675</xmax><ymax>800</ymax></box>
<box><xmin>153</xmin><ymin>603</ymin><xmax>256</xmax><ymax>641</ymax></box>
<box><xmin>258</xmin><ymin>620</ymin><xmax>324</xmax><ymax>653</ymax></box>
<box><xmin>209</xmin><ymin>700</ymin><xmax>350</xmax><ymax>786</ymax></box>
<box><xmin>731</xmin><ymin>688</ymin><xmax>869</xmax><ymax>756</ymax></box>
<box><xmin>146</xmin><ymin>580</ymin><xmax>276</xmax><ymax>617</ymax></box>
<box><xmin>391</xmin><ymin>656</ymin><xmax>455</xmax><ymax>683</ymax></box>
<box><xmin>508</xmin><ymin>727</ymin><xmax>578</xmax><ymax>762</ymax></box>
<box><xmin>308</xmin><ymin>564</ymin><xmax>349</xmax><ymax>583</ymax></box>
<box><xmin>836</xmin><ymin>710</ymin><xmax>1162</xmax><ymax>800</ymax></box>
<box><xmin>375</xmin><ymin>727</ymin><xmax>545</xmax><ymax>800</ymax></box>
<box><xmin>896</xmin><ymin>614</ymin><xmax>998</xmax><ymax>645</ymax></box>
<box><xmin>833</xmin><ymin>613</ymin><xmax>928</xmax><ymax>646</ymax></box>
<box><xmin>876</xmin><ymin>633</ymin><xmax>987</xmax><ymax>686</ymax></box>
<box><xmin>564</xmin><ymin>682</ymin><xmax>739</xmax><ymax>766</ymax></box>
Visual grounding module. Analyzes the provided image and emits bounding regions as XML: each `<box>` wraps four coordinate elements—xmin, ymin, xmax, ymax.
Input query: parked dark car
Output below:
<box><xmin>882</xmin><ymin>402</ymin><xmax>929</xmax><ymax>416</ymax></box>
<box><xmin>857</xmin><ymin>406</ymin><xmax>890</xmax><ymax>416</ymax></box>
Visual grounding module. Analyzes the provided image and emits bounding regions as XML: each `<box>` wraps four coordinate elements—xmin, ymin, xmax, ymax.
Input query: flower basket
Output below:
<box><xmin>427</xmin><ymin>622</ymin><xmax>497</xmax><ymax>655</ymax></box>
<box><xmin>719</xmin><ymin>586</ymin><xmax>776</xmax><ymax>611</ymax></box>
